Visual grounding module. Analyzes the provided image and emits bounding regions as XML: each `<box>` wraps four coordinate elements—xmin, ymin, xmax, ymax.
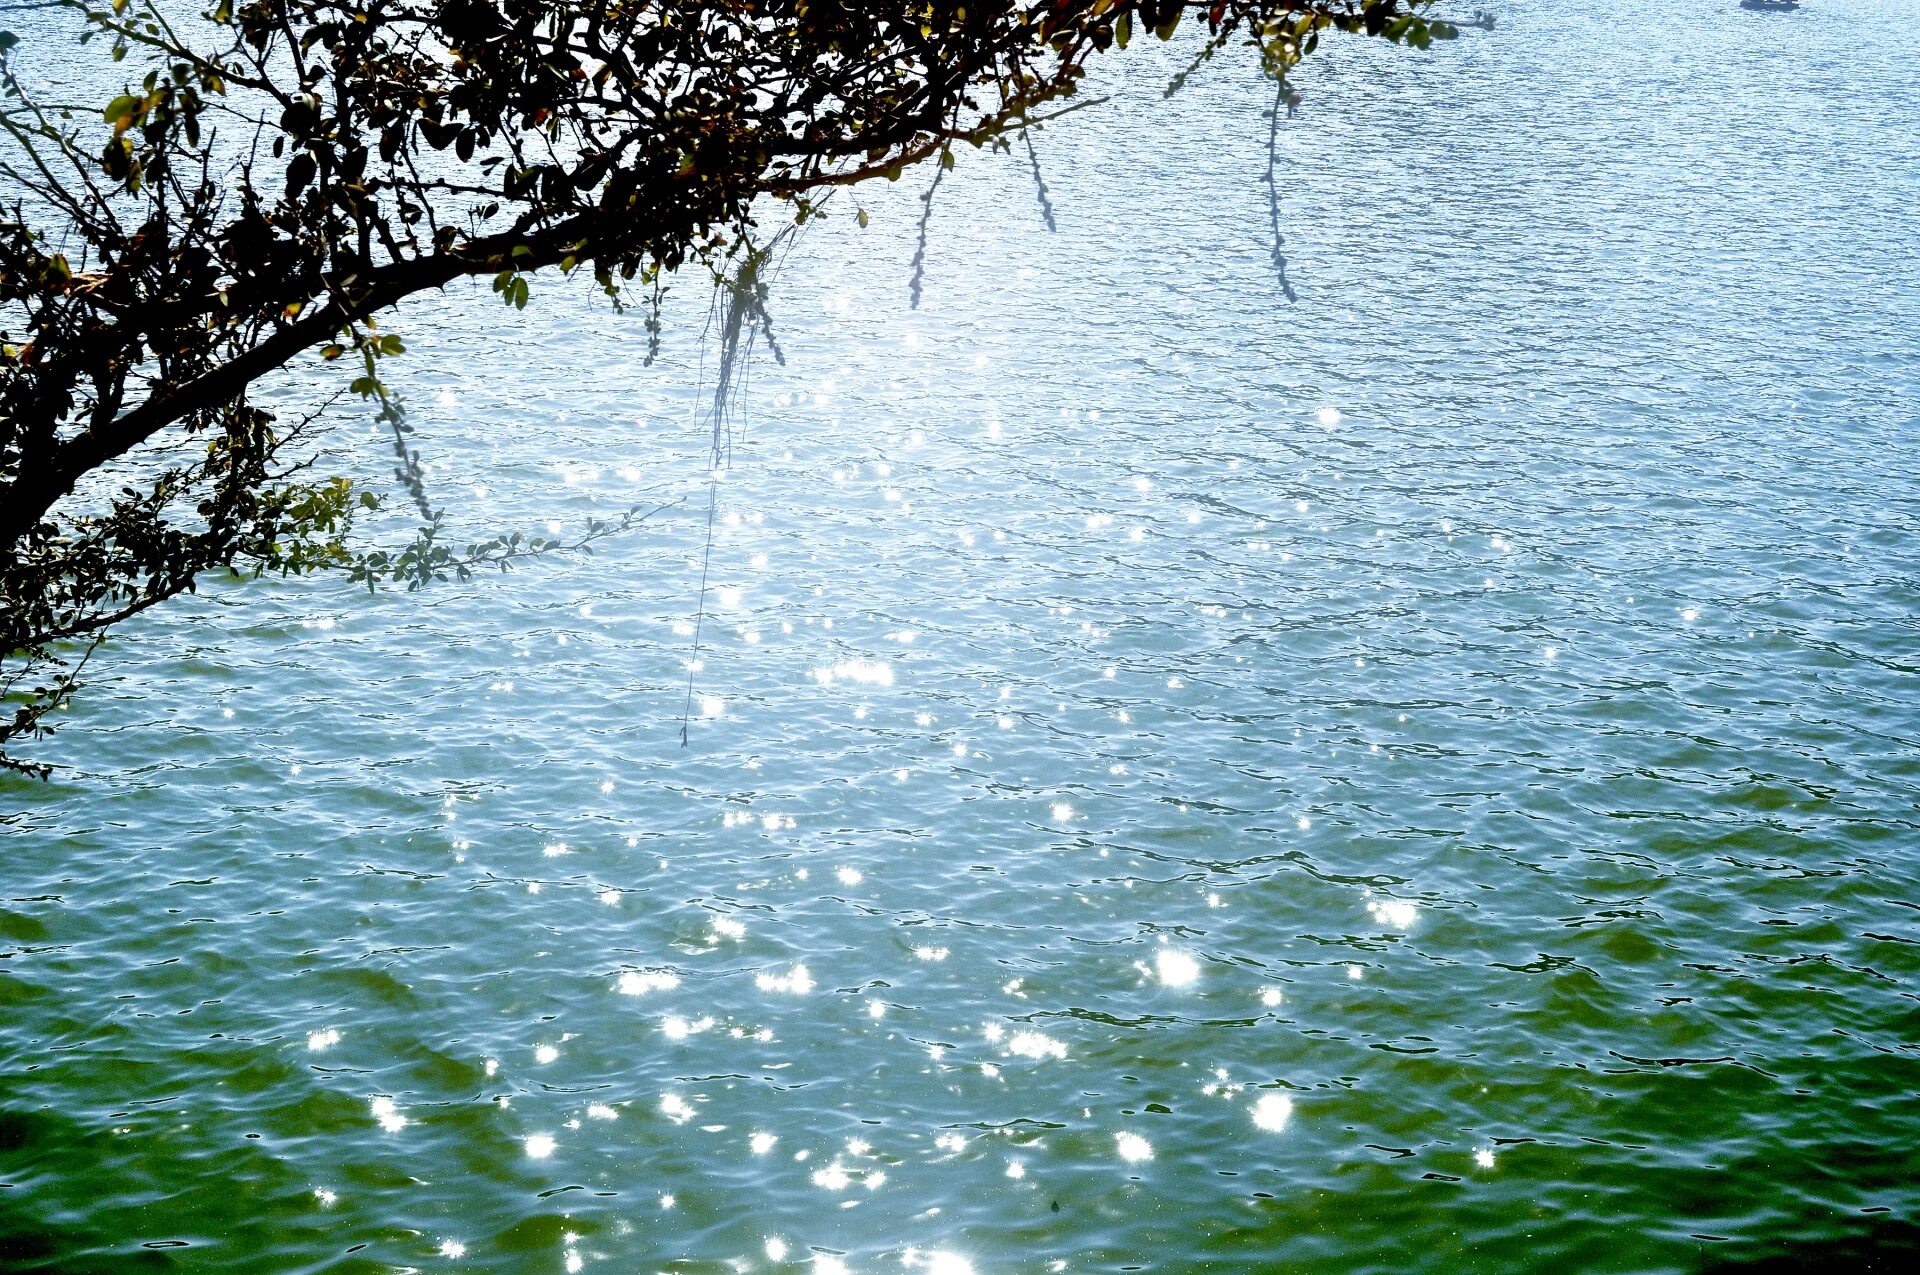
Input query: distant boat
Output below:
<box><xmin>1739</xmin><ymin>0</ymin><xmax>1800</xmax><ymax>11</ymax></box>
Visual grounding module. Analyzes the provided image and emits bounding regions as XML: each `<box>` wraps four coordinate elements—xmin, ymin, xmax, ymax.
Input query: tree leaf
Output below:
<box><xmin>285</xmin><ymin>151</ymin><xmax>316</xmax><ymax>198</ymax></box>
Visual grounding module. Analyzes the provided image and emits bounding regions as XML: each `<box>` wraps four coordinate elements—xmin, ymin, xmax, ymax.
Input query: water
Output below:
<box><xmin>6</xmin><ymin>2</ymin><xmax>1920</xmax><ymax>1272</ymax></box>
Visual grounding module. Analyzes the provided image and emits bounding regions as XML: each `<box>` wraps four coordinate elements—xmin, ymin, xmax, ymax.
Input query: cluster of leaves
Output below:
<box><xmin>1</xmin><ymin>0</ymin><xmax>1452</xmax><ymax>774</ymax></box>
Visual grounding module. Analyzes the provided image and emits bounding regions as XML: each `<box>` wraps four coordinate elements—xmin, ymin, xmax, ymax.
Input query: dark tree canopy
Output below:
<box><xmin>0</xmin><ymin>0</ymin><xmax>1453</xmax><ymax>774</ymax></box>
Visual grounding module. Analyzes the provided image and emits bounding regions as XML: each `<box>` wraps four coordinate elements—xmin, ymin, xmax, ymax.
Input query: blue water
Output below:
<box><xmin>6</xmin><ymin>3</ymin><xmax>1920</xmax><ymax>1273</ymax></box>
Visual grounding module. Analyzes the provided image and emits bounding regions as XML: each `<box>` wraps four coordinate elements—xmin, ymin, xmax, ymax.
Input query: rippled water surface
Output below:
<box><xmin>7</xmin><ymin>3</ymin><xmax>1920</xmax><ymax>1272</ymax></box>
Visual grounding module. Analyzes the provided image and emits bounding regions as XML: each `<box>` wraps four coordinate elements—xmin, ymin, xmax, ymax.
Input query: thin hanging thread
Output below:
<box><xmin>679</xmin><ymin>476</ymin><xmax>721</xmax><ymax>746</ymax></box>
<box><xmin>676</xmin><ymin>224</ymin><xmax>807</xmax><ymax>745</ymax></box>
<box><xmin>678</xmin><ymin>276</ymin><xmax>728</xmax><ymax>747</ymax></box>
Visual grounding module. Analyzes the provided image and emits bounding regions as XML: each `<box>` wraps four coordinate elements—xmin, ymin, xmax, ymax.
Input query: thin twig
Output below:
<box><xmin>1023</xmin><ymin>131</ymin><xmax>1057</xmax><ymax>233</ymax></box>
<box><xmin>1265</xmin><ymin>75</ymin><xmax>1300</xmax><ymax>303</ymax></box>
<box><xmin>909</xmin><ymin>158</ymin><xmax>947</xmax><ymax>310</ymax></box>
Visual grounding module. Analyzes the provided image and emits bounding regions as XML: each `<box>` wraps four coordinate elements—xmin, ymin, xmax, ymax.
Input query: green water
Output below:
<box><xmin>6</xmin><ymin>2</ymin><xmax>1920</xmax><ymax>1272</ymax></box>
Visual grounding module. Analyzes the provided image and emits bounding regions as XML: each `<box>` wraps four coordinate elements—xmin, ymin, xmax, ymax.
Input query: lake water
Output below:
<box><xmin>6</xmin><ymin>2</ymin><xmax>1920</xmax><ymax>1272</ymax></box>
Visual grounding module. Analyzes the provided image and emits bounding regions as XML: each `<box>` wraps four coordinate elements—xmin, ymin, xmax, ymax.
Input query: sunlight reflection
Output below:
<box><xmin>811</xmin><ymin>660</ymin><xmax>895</xmax><ymax>687</ymax></box>
<box><xmin>663</xmin><ymin>1015</ymin><xmax>716</xmax><ymax>1040</ymax></box>
<box><xmin>1251</xmin><ymin>1093</ymin><xmax>1294</xmax><ymax>1133</ymax></box>
<box><xmin>617</xmin><ymin>970</ymin><xmax>681</xmax><ymax>995</ymax></box>
<box><xmin>369</xmin><ymin>1096</ymin><xmax>407</xmax><ymax>1133</ymax></box>
<box><xmin>1006</xmin><ymin>1030</ymin><xmax>1067</xmax><ymax>1061</ymax></box>
<box><xmin>1366</xmin><ymin>896</ymin><xmax>1419</xmax><ymax>930</ymax></box>
<box><xmin>1154</xmin><ymin>948</ymin><xmax>1200</xmax><ymax>988</ymax></box>
<box><xmin>757</xmin><ymin>963</ymin><xmax>815</xmax><ymax>994</ymax></box>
